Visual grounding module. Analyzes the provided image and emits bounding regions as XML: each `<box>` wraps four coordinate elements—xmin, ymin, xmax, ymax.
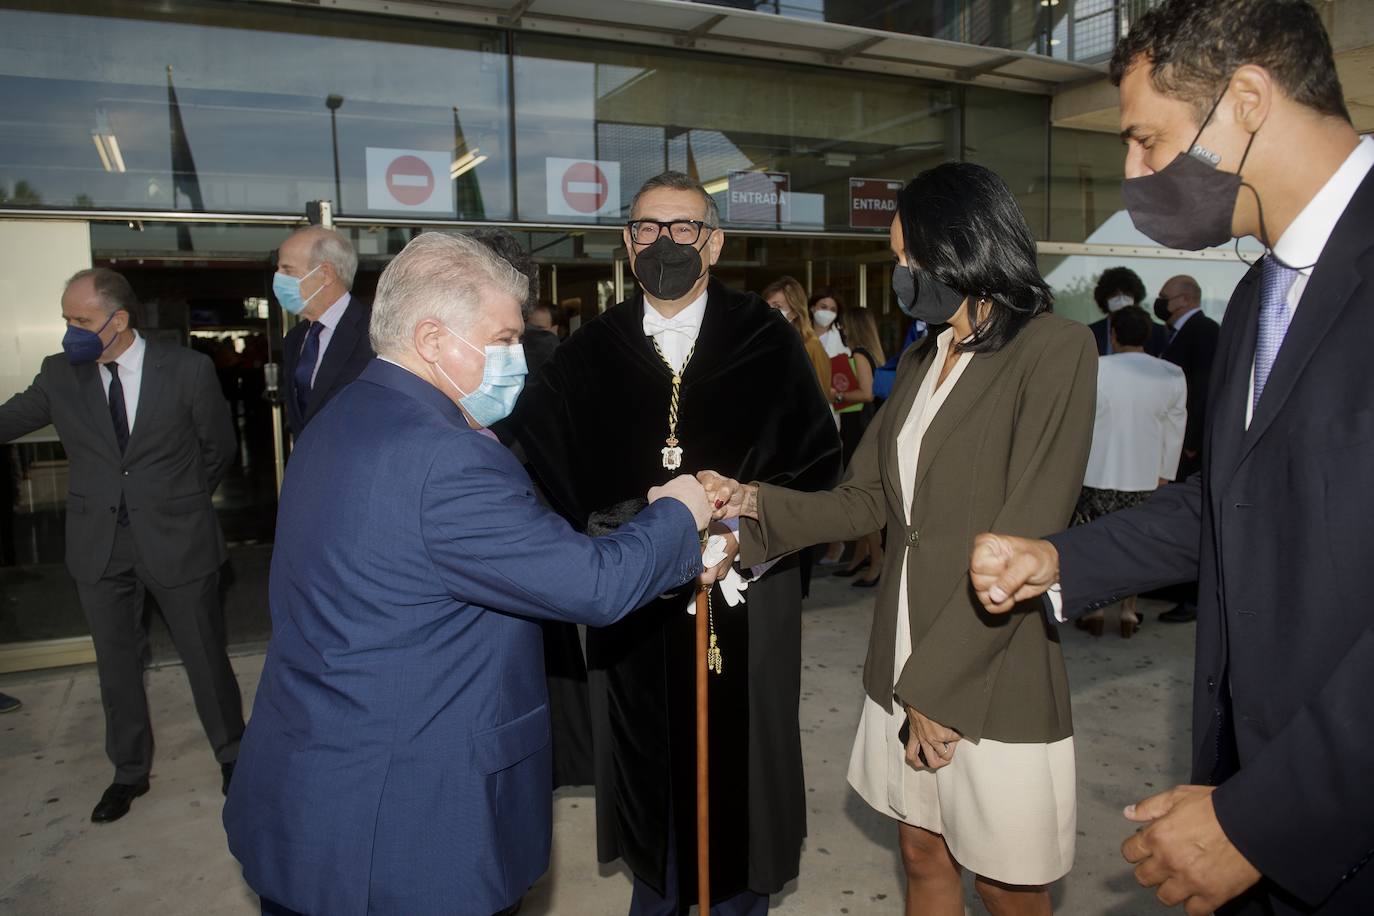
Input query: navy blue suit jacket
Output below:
<box><xmin>1049</xmin><ymin>169</ymin><xmax>1374</xmax><ymax>913</ymax></box>
<box><xmin>223</xmin><ymin>360</ymin><xmax>702</xmax><ymax>915</ymax></box>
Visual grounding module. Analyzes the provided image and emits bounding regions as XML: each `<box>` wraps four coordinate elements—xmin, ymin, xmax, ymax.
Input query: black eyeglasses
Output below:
<box><xmin>627</xmin><ymin>219</ymin><xmax>712</xmax><ymax>246</ymax></box>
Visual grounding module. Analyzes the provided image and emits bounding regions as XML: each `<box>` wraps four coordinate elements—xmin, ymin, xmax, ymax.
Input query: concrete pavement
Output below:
<box><xmin>0</xmin><ymin>575</ymin><xmax>1193</xmax><ymax>915</ymax></box>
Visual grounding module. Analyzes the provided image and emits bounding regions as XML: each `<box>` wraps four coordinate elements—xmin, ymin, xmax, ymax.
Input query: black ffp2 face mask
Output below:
<box><xmin>892</xmin><ymin>263</ymin><xmax>965</xmax><ymax>325</ymax></box>
<box><xmin>1121</xmin><ymin>88</ymin><xmax>1257</xmax><ymax>251</ymax></box>
<box><xmin>632</xmin><ymin>235</ymin><xmax>708</xmax><ymax>302</ymax></box>
<box><xmin>1153</xmin><ymin>296</ymin><xmax>1173</xmax><ymax>323</ymax></box>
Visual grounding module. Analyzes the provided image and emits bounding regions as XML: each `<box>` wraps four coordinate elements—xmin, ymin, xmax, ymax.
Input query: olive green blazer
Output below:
<box><xmin>741</xmin><ymin>313</ymin><xmax>1097</xmax><ymax>743</ymax></box>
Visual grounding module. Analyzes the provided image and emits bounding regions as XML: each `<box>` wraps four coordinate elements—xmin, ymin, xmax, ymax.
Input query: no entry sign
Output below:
<box><xmin>849</xmin><ymin>178</ymin><xmax>903</xmax><ymax>229</ymax></box>
<box><xmin>366</xmin><ymin>147</ymin><xmax>453</xmax><ymax>214</ymax></box>
<box><xmin>546</xmin><ymin>157</ymin><xmax>621</xmax><ymax>218</ymax></box>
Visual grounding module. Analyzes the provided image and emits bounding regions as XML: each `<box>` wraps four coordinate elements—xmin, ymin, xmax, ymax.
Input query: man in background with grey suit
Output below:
<box><xmin>0</xmin><ymin>268</ymin><xmax>242</xmax><ymax>824</ymax></box>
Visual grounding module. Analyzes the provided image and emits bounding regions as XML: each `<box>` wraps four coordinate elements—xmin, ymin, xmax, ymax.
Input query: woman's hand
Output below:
<box><xmin>904</xmin><ymin>706</ymin><xmax>961</xmax><ymax>771</ymax></box>
<box><xmin>696</xmin><ymin>471</ymin><xmax>758</xmax><ymax>521</ymax></box>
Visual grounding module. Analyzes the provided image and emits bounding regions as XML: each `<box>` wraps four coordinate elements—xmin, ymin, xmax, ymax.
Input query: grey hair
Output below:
<box><xmin>65</xmin><ymin>267</ymin><xmax>141</xmax><ymax>326</ymax></box>
<box><xmin>630</xmin><ymin>171</ymin><xmax>720</xmax><ymax>228</ymax></box>
<box><xmin>289</xmin><ymin>227</ymin><xmax>358</xmax><ymax>290</ymax></box>
<box><xmin>369</xmin><ymin>232</ymin><xmax>528</xmax><ymax>358</ymax></box>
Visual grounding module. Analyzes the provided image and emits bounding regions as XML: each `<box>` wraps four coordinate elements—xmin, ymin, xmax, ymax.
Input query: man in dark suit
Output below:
<box><xmin>0</xmin><ymin>268</ymin><xmax>241</xmax><ymax>822</ymax></box>
<box><xmin>224</xmin><ymin>232</ymin><xmax>710</xmax><ymax>916</ymax></box>
<box><xmin>277</xmin><ymin>227</ymin><xmax>373</xmax><ymax>437</ymax></box>
<box><xmin>970</xmin><ymin>1</ymin><xmax>1374</xmax><ymax>913</ymax></box>
<box><xmin>1154</xmin><ymin>273</ymin><xmax>1222</xmax><ymax>623</ymax></box>
<box><xmin>1157</xmin><ymin>274</ymin><xmax>1221</xmax><ymax>479</ymax></box>
<box><xmin>1088</xmin><ymin>265</ymin><xmax>1170</xmax><ymax>357</ymax></box>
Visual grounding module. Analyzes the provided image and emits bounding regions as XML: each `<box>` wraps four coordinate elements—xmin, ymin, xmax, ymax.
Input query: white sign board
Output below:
<box><xmin>546</xmin><ymin>157</ymin><xmax>621</xmax><ymax>218</ymax></box>
<box><xmin>365</xmin><ymin>147</ymin><xmax>453</xmax><ymax>214</ymax></box>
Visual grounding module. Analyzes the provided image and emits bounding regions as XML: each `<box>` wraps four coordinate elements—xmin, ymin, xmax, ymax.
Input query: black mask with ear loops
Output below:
<box><xmin>891</xmin><ymin>263</ymin><xmax>965</xmax><ymax>325</ymax></box>
<box><xmin>1122</xmin><ymin>87</ymin><xmax>1259</xmax><ymax>251</ymax></box>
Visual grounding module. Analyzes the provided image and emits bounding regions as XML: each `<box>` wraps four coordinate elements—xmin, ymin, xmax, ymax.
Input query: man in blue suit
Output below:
<box><xmin>224</xmin><ymin>232</ymin><xmax>713</xmax><ymax>916</ymax></box>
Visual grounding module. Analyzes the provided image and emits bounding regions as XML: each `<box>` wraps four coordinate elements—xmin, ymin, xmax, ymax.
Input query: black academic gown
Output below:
<box><xmin>513</xmin><ymin>278</ymin><xmax>841</xmax><ymax>910</ymax></box>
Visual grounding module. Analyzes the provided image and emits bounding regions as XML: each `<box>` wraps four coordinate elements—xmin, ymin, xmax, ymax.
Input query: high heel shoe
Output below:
<box><xmin>852</xmin><ymin>575</ymin><xmax>881</xmax><ymax>588</ymax></box>
<box><xmin>1085</xmin><ymin>615</ymin><xmax>1104</xmax><ymax>637</ymax></box>
<box><xmin>833</xmin><ymin>560</ymin><xmax>869</xmax><ymax>578</ymax></box>
<box><xmin>1120</xmin><ymin>613</ymin><xmax>1141</xmax><ymax>639</ymax></box>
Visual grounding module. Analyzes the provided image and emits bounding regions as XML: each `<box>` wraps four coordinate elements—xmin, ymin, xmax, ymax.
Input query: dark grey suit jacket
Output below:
<box><xmin>0</xmin><ymin>336</ymin><xmax>236</xmax><ymax>587</ymax></box>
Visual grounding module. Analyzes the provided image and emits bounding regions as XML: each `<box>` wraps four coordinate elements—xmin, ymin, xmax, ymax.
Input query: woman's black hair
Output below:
<box><xmin>1092</xmin><ymin>266</ymin><xmax>1146</xmax><ymax>315</ymax></box>
<box><xmin>897</xmin><ymin>162</ymin><xmax>1051</xmax><ymax>354</ymax></box>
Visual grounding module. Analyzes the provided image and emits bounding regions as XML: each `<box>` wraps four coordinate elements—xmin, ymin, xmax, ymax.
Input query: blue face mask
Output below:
<box><xmin>63</xmin><ymin>312</ymin><xmax>118</xmax><ymax>365</ymax></box>
<box><xmin>435</xmin><ymin>328</ymin><xmax>528</xmax><ymax>427</ymax></box>
<box><xmin>272</xmin><ymin>264</ymin><xmax>323</xmax><ymax>316</ymax></box>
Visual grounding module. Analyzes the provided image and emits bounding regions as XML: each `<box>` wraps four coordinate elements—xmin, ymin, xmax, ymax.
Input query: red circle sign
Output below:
<box><xmin>385</xmin><ymin>155</ymin><xmax>435</xmax><ymax>207</ymax></box>
<box><xmin>561</xmin><ymin>162</ymin><xmax>609</xmax><ymax>214</ymax></box>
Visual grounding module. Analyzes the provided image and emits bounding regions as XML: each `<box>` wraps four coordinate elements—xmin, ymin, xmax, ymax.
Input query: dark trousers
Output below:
<box><xmin>76</xmin><ymin>525</ymin><xmax>243</xmax><ymax>784</ymax></box>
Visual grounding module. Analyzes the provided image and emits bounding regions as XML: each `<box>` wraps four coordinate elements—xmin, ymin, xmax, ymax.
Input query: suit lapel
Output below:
<box><xmin>78</xmin><ymin>361</ymin><xmax>121</xmax><ymax>458</ymax></box>
<box><xmin>908</xmin><ymin>347</ymin><xmax>1003</xmax><ymax>499</ymax></box>
<box><xmin>1239</xmin><ymin>251</ymin><xmax>1368</xmax><ymax>462</ymax></box>
<box><xmin>126</xmin><ymin>340</ymin><xmax>166</xmax><ymax>459</ymax></box>
<box><xmin>881</xmin><ymin>340</ymin><xmax>936</xmax><ymax>513</ymax></box>
<box><xmin>307</xmin><ymin>299</ymin><xmax>363</xmax><ymax>420</ymax></box>
<box><xmin>1207</xmin><ymin>272</ymin><xmax>1259</xmax><ymax>494</ymax></box>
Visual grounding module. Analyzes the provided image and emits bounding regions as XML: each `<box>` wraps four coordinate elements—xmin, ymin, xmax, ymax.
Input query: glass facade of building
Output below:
<box><xmin>0</xmin><ymin>0</ymin><xmax>1252</xmax><ymax>662</ymax></box>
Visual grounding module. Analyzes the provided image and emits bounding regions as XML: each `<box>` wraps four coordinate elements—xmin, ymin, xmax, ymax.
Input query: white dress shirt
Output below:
<box><xmin>1247</xmin><ymin>136</ymin><xmax>1374</xmax><ymax>426</ymax></box>
<box><xmin>307</xmin><ymin>292</ymin><xmax>352</xmax><ymax>387</ymax></box>
<box><xmin>100</xmin><ymin>330</ymin><xmax>147</xmax><ymax>433</ymax></box>
<box><xmin>1083</xmin><ymin>352</ymin><xmax>1187</xmax><ymax>492</ymax></box>
<box><xmin>642</xmin><ymin>291</ymin><xmax>707</xmax><ymax>375</ymax></box>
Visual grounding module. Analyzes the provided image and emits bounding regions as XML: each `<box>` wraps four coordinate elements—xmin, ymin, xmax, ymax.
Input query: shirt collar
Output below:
<box><xmin>642</xmin><ymin>290</ymin><xmax>708</xmax><ymax>336</ymax></box>
<box><xmin>314</xmin><ymin>291</ymin><xmax>351</xmax><ymax>330</ymax></box>
<box><xmin>1272</xmin><ymin>136</ymin><xmax>1374</xmax><ymax>275</ymax></box>
<box><xmin>113</xmin><ymin>330</ymin><xmax>146</xmax><ymax>373</ymax></box>
<box><xmin>1172</xmin><ymin>306</ymin><xmax>1202</xmax><ymax>332</ymax></box>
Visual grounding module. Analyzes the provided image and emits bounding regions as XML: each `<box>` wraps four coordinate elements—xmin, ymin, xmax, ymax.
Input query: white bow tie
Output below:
<box><xmin>643</xmin><ymin>312</ymin><xmax>698</xmax><ymax>339</ymax></box>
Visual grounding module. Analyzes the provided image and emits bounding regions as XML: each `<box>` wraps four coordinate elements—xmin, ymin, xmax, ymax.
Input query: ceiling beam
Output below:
<box><xmin>953</xmin><ymin>54</ymin><xmax>1020</xmax><ymax>82</ymax></box>
<box><xmin>824</xmin><ymin>35</ymin><xmax>884</xmax><ymax>66</ymax></box>
<box><xmin>676</xmin><ymin>13</ymin><xmax>726</xmax><ymax>49</ymax></box>
<box><xmin>500</xmin><ymin>0</ymin><xmax>534</xmax><ymax>27</ymax></box>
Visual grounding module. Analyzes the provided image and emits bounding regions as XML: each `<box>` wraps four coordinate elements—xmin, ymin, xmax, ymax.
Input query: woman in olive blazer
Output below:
<box><xmin>705</xmin><ymin>163</ymin><xmax>1096</xmax><ymax>915</ymax></box>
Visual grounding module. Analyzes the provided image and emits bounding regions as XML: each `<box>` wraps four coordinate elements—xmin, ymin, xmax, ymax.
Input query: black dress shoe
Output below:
<box><xmin>1158</xmin><ymin>604</ymin><xmax>1197</xmax><ymax>623</ymax></box>
<box><xmin>91</xmin><ymin>781</ymin><xmax>149</xmax><ymax>823</ymax></box>
<box><xmin>222</xmin><ymin>761</ymin><xmax>236</xmax><ymax>796</ymax></box>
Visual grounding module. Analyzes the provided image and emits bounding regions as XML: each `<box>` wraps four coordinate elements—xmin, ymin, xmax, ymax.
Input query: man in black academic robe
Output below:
<box><xmin>514</xmin><ymin>172</ymin><xmax>840</xmax><ymax>914</ymax></box>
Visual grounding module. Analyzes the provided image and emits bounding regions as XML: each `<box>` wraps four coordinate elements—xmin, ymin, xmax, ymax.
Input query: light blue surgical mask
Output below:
<box><xmin>435</xmin><ymin>328</ymin><xmax>527</xmax><ymax>427</ymax></box>
<box><xmin>272</xmin><ymin>264</ymin><xmax>323</xmax><ymax>315</ymax></box>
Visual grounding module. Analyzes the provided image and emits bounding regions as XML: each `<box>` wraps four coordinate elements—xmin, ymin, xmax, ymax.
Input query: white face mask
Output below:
<box><xmin>1106</xmin><ymin>293</ymin><xmax>1134</xmax><ymax>312</ymax></box>
<box><xmin>813</xmin><ymin>308</ymin><xmax>837</xmax><ymax>328</ymax></box>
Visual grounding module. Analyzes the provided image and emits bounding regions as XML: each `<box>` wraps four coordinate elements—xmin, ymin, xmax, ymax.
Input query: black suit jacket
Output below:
<box><xmin>1048</xmin><ymin>170</ymin><xmax>1374</xmax><ymax>913</ymax></box>
<box><xmin>283</xmin><ymin>295</ymin><xmax>374</xmax><ymax>436</ymax></box>
<box><xmin>1089</xmin><ymin>315</ymin><xmax>1170</xmax><ymax>358</ymax></box>
<box><xmin>1162</xmin><ymin>311</ymin><xmax>1222</xmax><ymax>468</ymax></box>
<box><xmin>0</xmin><ymin>337</ymin><xmax>236</xmax><ymax>587</ymax></box>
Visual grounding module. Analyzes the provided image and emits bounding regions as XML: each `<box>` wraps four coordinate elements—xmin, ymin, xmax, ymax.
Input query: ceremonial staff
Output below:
<box><xmin>695</xmin><ymin>572</ymin><xmax>711</xmax><ymax>911</ymax></box>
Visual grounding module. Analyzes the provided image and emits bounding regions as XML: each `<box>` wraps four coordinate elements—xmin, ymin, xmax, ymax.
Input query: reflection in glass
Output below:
<box><xmin>514</xmin><ymin>35</ymin><xmax>956</xmax><ymax>231</ymax></box>
<box><xmin>0</xmin><ymin>0</ymin><xmax>510</xmax><ymax>219</ymax></box>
